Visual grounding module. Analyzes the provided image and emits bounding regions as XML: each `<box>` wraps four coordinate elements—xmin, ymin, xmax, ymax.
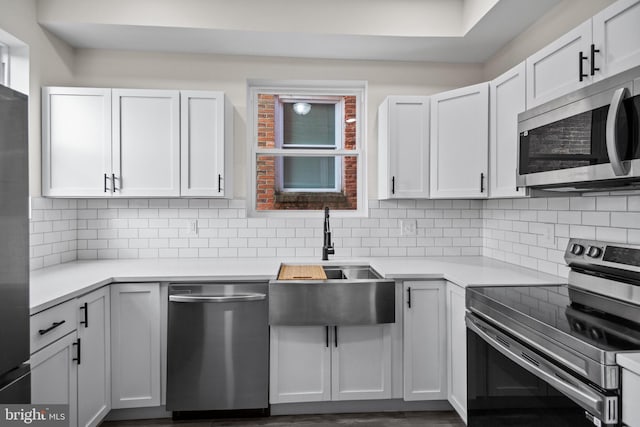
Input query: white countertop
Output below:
<box><xmin>30</xmin><ymin>256</ymin><xmax>563</xmax><ymax>314</ymax></box>
<box><xmin>618</xmin><ymin>353</ymin><xmax>640</xmax><ymax>375</ymax></box>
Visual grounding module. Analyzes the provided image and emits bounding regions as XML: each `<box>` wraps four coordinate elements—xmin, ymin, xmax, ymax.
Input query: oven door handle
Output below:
<box><xmin>605</xmin><ymin>86</ymin><xmax>630</xmax><ymax>176</ymax></box>
<box><xmin>169</xmin><ymin>293</ymin><xmax>266</xmax><ymax>303</ymax></box>
<box><xmin>466</xmin><ymin>314</ymin><xmax>618</xmax><ymax>425</ymax></box>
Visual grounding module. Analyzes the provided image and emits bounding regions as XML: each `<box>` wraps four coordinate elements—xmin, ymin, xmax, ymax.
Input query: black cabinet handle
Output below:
<box><xmin>407</xmin><ymin>287</ymin><xmax>412</xmax><ymax>309</ymax></box>
<box><xmin>80</xmin><ymin>302</ymin><xmax>88</xmax><ymax>328</ymax></box>
<box><xmin>590</xmin><ymin>44</ymin><xmax>600</xmax><ymax>76</ymax></box>
<box><xmin>334</xmin><ymin>326</ymin><xmax>338</xmax><ymax>348</ymax></box>
<box><xmin>73</xmin><ymin>338</ymin><xmax>81</xmax><ymax>365</ymax></box>
<box><xmin>38</xmin><ymin>320</ymin><xmax>66</xmax><ymax>335</ymax></box>
<box><xmin>218</xmin><ymin>174</ymin><xmax>222</xmax><ymax>193</ymax></box>
<box><xmin>112</xmin><ymin>174</ymin><xmax>118</xmax><ymax>191</ymax></box>
<box><xmin>103</xmin><ymin>173</ymin><xmax>108</xmax><ymax>193</ymax></box>
<box><xmin>579</xmin><ymin>51</ymin><xmax>589</xmax><ymax>81</ymax></box>
<box><xmin>391</xmin><ymin>176</ymin><xmax>395</xmax><ymax>195</ymax></box>
<box><xmin>480</xmin><ymin>173</ymin><xmax>485</xmax><ymax>193</ymax></box>
<box><xmin>325</xmin><ymin>326</ymin><xmax>329</xmax><ymax>348</ymax></box>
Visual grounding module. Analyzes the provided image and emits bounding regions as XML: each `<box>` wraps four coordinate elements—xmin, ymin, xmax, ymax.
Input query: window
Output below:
<box><xmin>0</xmin><ymin>42</ymin><xmax>8</xmax><ymax>86</ymax></box>
<box><xmin>248</xmin><ymin>80</ymin><xmax>366</xmax><ymax>217</ymax></box>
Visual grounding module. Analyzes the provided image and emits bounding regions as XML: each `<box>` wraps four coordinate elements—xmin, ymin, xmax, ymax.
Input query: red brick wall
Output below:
<box><xmin>256</xmin><ymin>94</ymin><xmax>358</xmax><ymax>211</ymax></box>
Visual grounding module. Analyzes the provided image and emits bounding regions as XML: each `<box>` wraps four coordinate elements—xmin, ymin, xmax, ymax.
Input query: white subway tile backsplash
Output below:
<box><xmin>34</xmin><ymin>192</ymin><xmax>638</xmax><ymax>277</ymax></box>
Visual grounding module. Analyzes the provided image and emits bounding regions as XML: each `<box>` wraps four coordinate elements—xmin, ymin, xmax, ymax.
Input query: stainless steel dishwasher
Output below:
<box><xmin>167</xmin><ymin>282</ymin><xmax>269</xmax><ymax>415</ymax></box>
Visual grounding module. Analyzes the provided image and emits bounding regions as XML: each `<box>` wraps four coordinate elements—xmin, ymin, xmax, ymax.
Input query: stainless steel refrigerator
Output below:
<box><xmin>0</xmin><ymin>83</ymin><xmax>30</xmax><ymax>403</ymax></box>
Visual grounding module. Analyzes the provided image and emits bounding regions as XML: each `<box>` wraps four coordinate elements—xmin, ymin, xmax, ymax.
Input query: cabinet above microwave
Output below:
<box><xmin>516</xmin><ymin>65</ymin><xmax>640</xmax><ymax>193</ymax></box>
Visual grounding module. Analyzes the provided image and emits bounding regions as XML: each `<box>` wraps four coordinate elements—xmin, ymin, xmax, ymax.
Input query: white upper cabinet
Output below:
<box><xmin>430</xmin><ymin>82</ymin><xmax>489</xmax><ymax>199</ymax></box>
<box><xmin>42</xmin><ymin>87</ymin><xmax>112</xmax><ymax>197</ymax></box>
<box><xmin>527</xmin><ymin>0</ymin><xmax>640</xmax><ymax>107</ymax></box>
<box><xmin>526</xmin><ymin>21</ymin><xmax>592</xmax><ymax>109</ymax></box>
<box><xmin>592</xmin><ymin>0</ymin><xmax>640</xmax><ymax>81</ymax></box>
<box><xmin>489</xmin><ymin>62</ymin><xmax>527</xmax><ymax>199</ymax></box>
<box><xmin>112</xmin><ymin>89</ymin><xmax>180</xmax><ymax>197</ymax></box>
<box><xmin>43</xmin><ymin>87</ymin><xmax>233</xmax><ymax>198</ymax></box>
<box><xmin>378</xmin><ymin>96</ymin><xmax>430</xmax><ymax>199</ymax></box>
<box><xmin>180</xmin><ymin>91</ymin><xmax>234</xmax><ymax>197</ymax></box>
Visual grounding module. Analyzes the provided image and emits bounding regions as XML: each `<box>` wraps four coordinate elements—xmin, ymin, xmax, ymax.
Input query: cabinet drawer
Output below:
<box><xmin>30</xmin><ymin>300</ymin><xmax>77</xmax><ymax>354</ymax></box>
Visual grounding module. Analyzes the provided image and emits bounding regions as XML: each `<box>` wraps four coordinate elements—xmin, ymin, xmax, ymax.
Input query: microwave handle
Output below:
<box><xmin>606</xmin><ymin>87</ymin><xmax>630</xmax><ymax>176</ymax></box>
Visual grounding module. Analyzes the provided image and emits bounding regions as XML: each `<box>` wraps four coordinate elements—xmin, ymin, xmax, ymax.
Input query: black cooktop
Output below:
<box><xmin>468</xmin><ymin>284</ymin><xmax>640</xmax><ymax>354</ymax></box>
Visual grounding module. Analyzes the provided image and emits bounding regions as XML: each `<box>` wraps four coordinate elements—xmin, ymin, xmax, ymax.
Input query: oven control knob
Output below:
<box><xmin>590</xmin><ymin>328</ymin><xmax>602</xmax><ymax>341</ymax></box>
<box><xmin>586</xmin><ymin>246</ymin><xmax>602</xmax><ymax>258</ymax></box>
<box><xmin>570</xmin><ymin>244</ymin><xmax>585</xmax><ymax>255</ymax></box>
<box><xmin>573</xmin><ymin>321</ymin><xmax>585</xmax><ymax>332</ymax></box>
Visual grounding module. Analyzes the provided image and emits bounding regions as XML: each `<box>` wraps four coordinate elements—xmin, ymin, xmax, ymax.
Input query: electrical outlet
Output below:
<box><xmin>184</xmin><ymin>219</ymin><xmax>199</xmax><ymax>237</ymax></box>
<box><xmin>539</xmin><ymin>223</ymin><xmax>555</xmax><ymax>248</ymax></box>
<box><xmin>400</xmin><ymin>219</ymin><xmax>417</xmax><ymax>237</ymax></box>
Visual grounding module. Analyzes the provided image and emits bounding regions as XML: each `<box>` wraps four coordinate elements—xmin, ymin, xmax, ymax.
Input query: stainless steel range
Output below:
<box><xmin>466</xmin><ymin>238</ymin><xmax>640</xmax><ymax>427</ymax></box>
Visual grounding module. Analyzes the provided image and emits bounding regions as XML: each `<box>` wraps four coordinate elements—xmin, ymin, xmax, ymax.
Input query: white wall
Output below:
<box><xmin>0</xmin><ymin>0</ymin><xmax>75</xmax><ymax>196</ymax></box>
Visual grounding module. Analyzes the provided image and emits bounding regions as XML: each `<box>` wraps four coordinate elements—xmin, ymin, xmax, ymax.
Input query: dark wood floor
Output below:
<box><xmin>103</xmin><ymin>411</ymin><xmax>465</xmax><ymax>427</ymax></box>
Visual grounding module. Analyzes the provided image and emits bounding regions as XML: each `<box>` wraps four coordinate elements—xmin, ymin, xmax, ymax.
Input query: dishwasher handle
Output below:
<box><xmin>169</xmin><ymin>293</ymin><xmax>266</xmax><ymax>303</ymax></box>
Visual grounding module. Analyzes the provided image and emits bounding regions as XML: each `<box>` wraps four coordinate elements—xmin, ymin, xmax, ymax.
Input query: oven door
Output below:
<box><xmin>466</xmin><ymin>313</ymin><xmax>619</xmax><ymax>427</ymax></box>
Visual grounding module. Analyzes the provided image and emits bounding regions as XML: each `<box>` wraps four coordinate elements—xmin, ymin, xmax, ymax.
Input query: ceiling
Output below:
<box><xmin>37</xmin><ymin>0</ymin><xmax>562</xmax><ymax>63</ymax></box>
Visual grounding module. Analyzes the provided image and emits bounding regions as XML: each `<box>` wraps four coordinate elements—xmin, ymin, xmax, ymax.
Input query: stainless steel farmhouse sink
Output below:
<box><xmin>269</xmin><ymin>264</ymin><xmax>395</xmax><ymax>325</ymax></box>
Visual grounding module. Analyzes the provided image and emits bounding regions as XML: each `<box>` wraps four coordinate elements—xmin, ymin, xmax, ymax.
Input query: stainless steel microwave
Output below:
<box><xmin>517</xmin><ymin>65</ymin><xmax>640</xmax><ymax>192</ymax></box>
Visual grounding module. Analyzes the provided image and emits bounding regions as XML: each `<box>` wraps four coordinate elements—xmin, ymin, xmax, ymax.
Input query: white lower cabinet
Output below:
<box><xmin>31</xmin><ymin>332</ymin><xmax>79</xmax><ymax>427</ymax></box>
<box><xmin>622</xmin><ymin>368</ymin><xmax>640</xmax><ymax>426</ymax></box>
<box><xmin>403</xmin><ymin>281</ymin><xmax>447</xmax><ymax>401</ymax></box>
<box><xmin>110</xmin><ymin>283</ymin><xmax>161</xmax><ymax>409</ymax></box>
<box><xmin>30</xmin><ymin>287</ymin><xmax>111</xmax><ymax>427</ymax></box>
<box><xmin>446</xmin><ymin>282</ymin><xmax>467</xmax><ymax>424</ymax></box>
<box><xmin>270</xmin><ymin>324</ymin><xmax>391</xmax><ymax>404</ymax></box>
<box><xmin>77</xmin><ymin>287</ymin><xmax>111</xmax><ymax>427</ymax></box>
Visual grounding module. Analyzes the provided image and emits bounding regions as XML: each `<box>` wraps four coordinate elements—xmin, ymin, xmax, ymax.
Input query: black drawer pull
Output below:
<box><xmin>80</xmin><ymin>302</ymin><xmax>88</xmax><ymax>328</ymax></box>
<box><xmin>38</xmin><ymin>320</ymin><xmax>66</xmax><ymax>335</ymax></box>
<box><xmin>73</xmin><ymin>338</ymin><xmax>81</xmax><ymax>365</ymax></box>
<box><xmin>407</xmin><ymin>287</ymin><xmax>412</xmax><ymax>308</ymax></box>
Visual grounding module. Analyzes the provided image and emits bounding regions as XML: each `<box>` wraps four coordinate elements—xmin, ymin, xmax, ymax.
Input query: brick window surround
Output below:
<box><xmin>255</xmin><ymin>94</ymin><xmax>358</xmax><ymax>211</ymax></box>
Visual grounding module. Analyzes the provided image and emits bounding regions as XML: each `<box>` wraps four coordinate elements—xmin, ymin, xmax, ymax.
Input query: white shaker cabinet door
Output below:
<box><xmin>592</xmin><ymin>0</ymin><xmax>640</xmax><ymax>81</ymax></box>
<box><xmin>446</xmin><ymin>281</ymin><xmax>467</xmax><ymax>424</ymax></box>
<box><xmin>110</xmin><ymin>283</ymin><xmax>161</xmax><ymax>409</ymax></box>
<box><xmin>269</xmin><ymin>326</ymin><xmax>331</xmax><ymax>404</ymax></box>
<box><xmin>430</xmin><ymin>82</ymin><xmax>489</xmax><ymax>199</ymax></box>
<box><xmin>526</xmin><ymin>21</ymin><xmax>592</xmax><ymax>108</ymax></box>
<box><xmin>331</xmin><ymin>325</ymin><xmax>392</xmax><ymax>401</ymax></box>
<box><xmin>42</xmin><ymin>87</ymin><xmax>112</xmax><ymax>197</ymax></box>
<box><xmin>403</xmin><ymin>281</ymin><xmax>447</xmax><ymax>401</ymax></box>
<box><xmin>31</xmin><ymin>332</ymin><xmax>78</xmax><ymax>427</ymax></box>
<box><xmin>112</xmin><ymin>89</ymin><xmax>180</xmax><ymax>197</ymax></box>
<box><xmin>378</xmin><ymin>96</ymin><xmax>430</xmax><ymax>199</ymax></box>
<box><xmin>180</xmin><ymin>91</ymin><xmax>233</xmax><ymax>198</ymax></box>
<box><xmin>77</xmin><ymin>287</ymin><xmax>111</xmax><ymax>427</ymax></box>
<box><xmin>489</xmin><ymin>62</ymin><xmax>527</xmax><ymax>199</ymax></box>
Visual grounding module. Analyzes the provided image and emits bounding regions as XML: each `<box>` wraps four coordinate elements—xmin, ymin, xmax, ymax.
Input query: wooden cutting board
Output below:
<box><xmin>278</xmin><ymin>265</ymin><xmax>327</xmax><ymax>280</ymax></box>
